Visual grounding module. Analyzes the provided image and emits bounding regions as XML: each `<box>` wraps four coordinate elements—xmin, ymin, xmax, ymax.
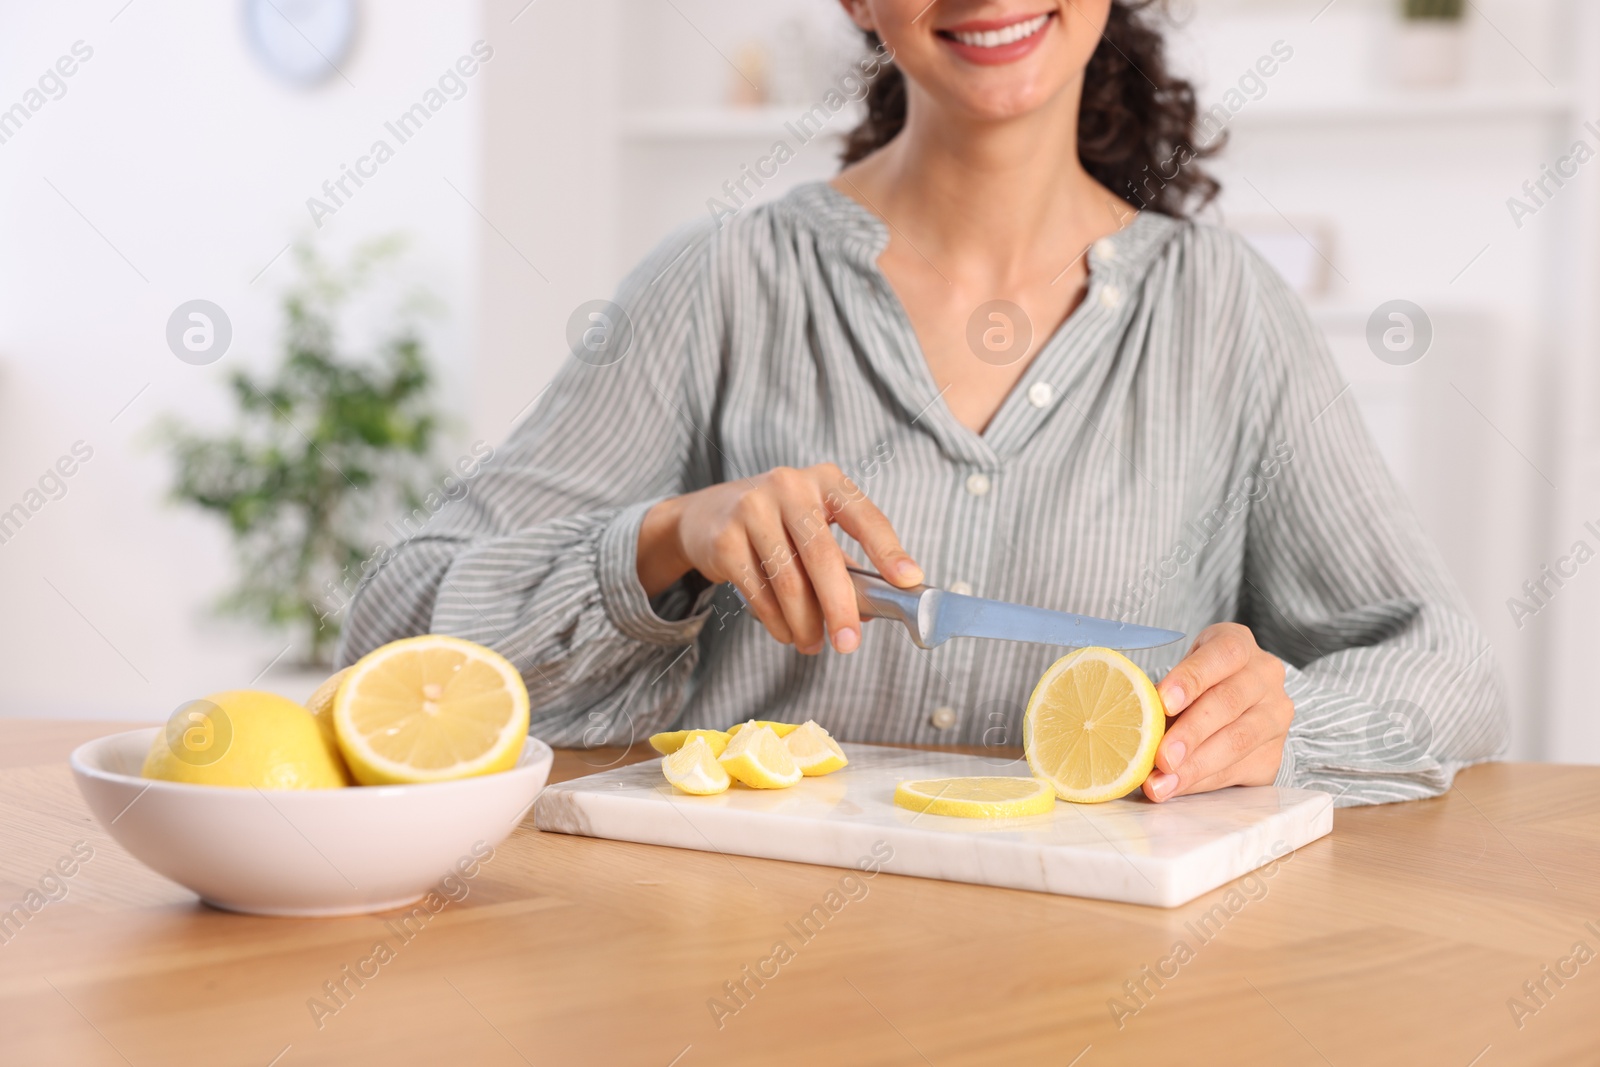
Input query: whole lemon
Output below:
<box><xmin>141</xmin><ymin>690</ymin><xmax>351</xmax><ymax>789</ymax></box>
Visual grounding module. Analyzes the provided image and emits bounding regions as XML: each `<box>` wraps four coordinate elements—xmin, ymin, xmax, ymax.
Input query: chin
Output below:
<box><xmin>942</xmin><ymin>77</ymin><xmax>1062</xmax><ymax>124</ymax></box>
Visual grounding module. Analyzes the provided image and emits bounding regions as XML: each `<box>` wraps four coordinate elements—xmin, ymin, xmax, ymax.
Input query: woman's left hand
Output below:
<box><xmin>1142</xmin><ymin>623</ymin><xmax>1293</xmax><ymax>802</ymax></box>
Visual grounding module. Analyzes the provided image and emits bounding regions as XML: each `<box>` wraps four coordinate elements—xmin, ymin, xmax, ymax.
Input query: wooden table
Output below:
<box><xmin>2</xmin><ymin>721</ymin><xmax>1596</xmax><ymax>1066</ymax></box>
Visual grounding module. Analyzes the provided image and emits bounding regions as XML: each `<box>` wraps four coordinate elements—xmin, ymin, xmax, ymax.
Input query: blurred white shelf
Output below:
<box><xmin>1235</xmin><ymin>85</ymin><xmax>1577</xmax><ymax>125</ymax></box>
<box><xmin>620</xmin><ymin>104</ymin><xmax>863</xmax><ymax>141</ymax></box>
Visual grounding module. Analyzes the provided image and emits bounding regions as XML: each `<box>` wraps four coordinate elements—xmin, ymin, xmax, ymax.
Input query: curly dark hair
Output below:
<box><xmin>840</xmin><ymin>1</ymin><xmax>1221</xmax><ymax>217</ymax></box>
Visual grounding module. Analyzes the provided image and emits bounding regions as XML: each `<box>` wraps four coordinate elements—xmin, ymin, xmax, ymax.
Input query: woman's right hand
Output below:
<box><xmin>636</xmin><ymin>464</ymin><xmax>923</xmax><ymax>654</ymax></box>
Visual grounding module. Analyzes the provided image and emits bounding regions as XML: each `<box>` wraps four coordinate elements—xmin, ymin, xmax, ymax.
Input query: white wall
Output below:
<box><xmin>0</xmin><ymin>0</ymin><xmax>482</xmax><ymax>717</ymax></box>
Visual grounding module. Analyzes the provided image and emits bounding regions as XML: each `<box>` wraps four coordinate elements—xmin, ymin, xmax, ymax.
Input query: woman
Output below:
<box><xmin>340</xmin><ymin>0</ymin><xmax>1506</xmax><ymax>806</ymax></box>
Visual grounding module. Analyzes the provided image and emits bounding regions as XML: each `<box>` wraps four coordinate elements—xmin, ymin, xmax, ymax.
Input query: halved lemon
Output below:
<box><xmin>783</xmin><ymin>721</ymin><xmax>848</xmax><ymax>776</ymax></box>
<box><xmin>333</xmin><ymin>635</ymin><xmax>530</xmax><ymax>785</ymax></box>
<box><xmin>718</xmin><ymin>724</ymin><xmax>802</xmax><ymax>789</ymax></box>
<box><xmin>893</xmin><ymin>777</ymin><xmax>1055</xmax><ymax>818</ymax></box>
<box><xmin>662</xmin><ymin>736</ymin><xmax>731</xmax><ymax>795</ymax></box>
<box><xmin>649</xmin><ymin>729</ymin><xmax>730</xmax><ymax>757</ymax></box>
<box><xmin>727</xmin><ymin>720</ymin><xmax>802</xmax><ymax>738</ymax></box>
<box><xmin>1024</xmin><ymin>646</ymin><xmax>1165</xmax><ymax>804</ymax></box>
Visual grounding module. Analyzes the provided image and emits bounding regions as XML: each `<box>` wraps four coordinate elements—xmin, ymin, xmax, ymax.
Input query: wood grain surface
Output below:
<box><xmin>1</xmin><ymin>720</ymin><xmax>1596</xmax><ymax>1066</ymax></box>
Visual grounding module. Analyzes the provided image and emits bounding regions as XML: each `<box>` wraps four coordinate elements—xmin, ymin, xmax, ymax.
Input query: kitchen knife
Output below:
<box><xmin>846</xmin><ymin>565</ymin><xmax>1185</xmax><ymax>651</ymax></box>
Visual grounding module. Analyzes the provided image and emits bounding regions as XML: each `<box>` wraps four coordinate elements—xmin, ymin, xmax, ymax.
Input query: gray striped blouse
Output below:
<box><xmin>338</xmin><ymin>181</ymin><xmax>1507</xmax><ymax>807</ymax></box>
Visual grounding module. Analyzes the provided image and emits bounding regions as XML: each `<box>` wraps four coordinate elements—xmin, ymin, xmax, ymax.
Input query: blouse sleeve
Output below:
<box><xmin>336</xmin><ymin>220</ymin><xmax>724</xmax><ymax>747</ymax></box>
<box><xmin>1236</xmin><ymin>252</ymin><xmax>1509</xmax><ymax>806</ymax></box>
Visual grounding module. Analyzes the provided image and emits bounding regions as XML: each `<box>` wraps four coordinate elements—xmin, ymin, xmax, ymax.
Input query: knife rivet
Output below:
<box><xmin>930</xmin><ymin>706</ymin><xmax>958</xmax><ymax>730</ymax></box>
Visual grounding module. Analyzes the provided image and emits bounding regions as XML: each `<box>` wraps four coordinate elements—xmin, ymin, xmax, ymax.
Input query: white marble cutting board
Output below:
<box><xmin>534</xmin><ymin>743</ymin><xmax>1333</xmax><ymax>907</ymax></box>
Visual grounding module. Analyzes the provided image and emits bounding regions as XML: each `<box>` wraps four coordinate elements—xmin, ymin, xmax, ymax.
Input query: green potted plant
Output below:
<box><xmin>1394</xmin><ymin>0</ymin><xmax>1466</xmax><ymax>88</ymax></box>
<box><xmin>161</xmin><ymin>237</ymin><xmax>447</xmax><ymax>669</ymax></box>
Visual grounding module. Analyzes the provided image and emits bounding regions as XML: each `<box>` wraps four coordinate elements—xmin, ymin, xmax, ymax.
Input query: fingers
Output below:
<box><xmin>1153</xmin><ymin>732</ymin><xmax>1287</xmax><ymax>800</ymax></box>
<box><xmin>825</xmin><ymin>470</ymin><xmax>922</xmax><ymax>588</ymax></box>
<box><xmin>676</xmin><ymin>463</ymin><xmax>915</xmax><ymax>655</ymax></box>
<box><xmin>741</xmin><ymin>494</ymin><xmax>824</xmax><ymax>653</ymax></box>
<box><xmin>718</xmin><ymin>533</ymin><xmax>794</xmax><ymax>646</ymax></box>
<box><xmin>1141</xmin><ymin>624</ymin><xmax>1291</xmax><ymax>803</ymax></box>
<box><xmin>1169</xmin><ymin>709</ymin><xmax>1269</xmax><ymax>789</ymax></box>
<box><xmin>1155</xmin><ymin>623</ymin><xmax>1253</xmax><ymax>717</ymax></box>
<box><xmin>782</xmin><ymin>497</ymin><xmax>862</xmax><ymax>653</ymax></box>
<box><xmin>1153</xmin><ymin>671</ymin><xmax>1265</xmax><ymax>775</ymax></box>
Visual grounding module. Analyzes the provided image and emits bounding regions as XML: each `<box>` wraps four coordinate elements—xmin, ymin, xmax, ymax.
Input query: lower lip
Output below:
<box><xmin>938</xmin><ymin>13</ymin><xmax>1054</xmax><ymax>66</ymax></box>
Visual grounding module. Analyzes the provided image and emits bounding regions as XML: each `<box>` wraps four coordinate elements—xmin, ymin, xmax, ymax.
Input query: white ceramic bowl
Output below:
<box><xmin>71</xmin><ymin>727</ymin><xmax>553</xmax><ymax>916</ymax></box>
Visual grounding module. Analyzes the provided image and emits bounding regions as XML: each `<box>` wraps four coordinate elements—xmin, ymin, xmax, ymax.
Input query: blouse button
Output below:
<box><xmin>964</xmin><ymin>473</ymin><xmax>992</xmax><ymax>497</ymax></box>
<box><xmin>1099</xmin><ymin>284</ymin><xmax>1123</xmax><ymax>310</ymax></box>
<box><xmin>1027</xmin><ymin>382</ymin><xmax>1055</xmax><ymax>408</ymax></box>
<box><xmin>930</xmin><ymin>706</ymin><xmax>958</xmax><ymax>730</ymax></box>
<box><xmin>1093</xmin><ymin>237</ymin><xmax>1117</xmax><ymax>261</ymax></box>
<box><xmin>948</xmin><ymin>580</ymin><xmax>973</xmax><ymax>596</ymax></box>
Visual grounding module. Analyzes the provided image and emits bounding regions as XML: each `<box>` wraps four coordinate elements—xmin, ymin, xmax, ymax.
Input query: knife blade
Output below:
<box><xmin>846</xmin><ymin>565</ymin><xmax>1185</xmax><ymax>651</ymax></box>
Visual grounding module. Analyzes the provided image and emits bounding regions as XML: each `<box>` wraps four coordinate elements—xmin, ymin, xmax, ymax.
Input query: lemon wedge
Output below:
<box><xmin>662</xmin><ymin>736</ymin><xmax>731</xmax><ymax>795</ymax></box>
<box><xmin>141</xmin><ymin>690</ymin><xmax>349</xmax><ymax>789</ymax></box>
<box><xmin>893</xmin><ymin>777</ymin><xmax>1055</xmax><ymax>818</ymax></box>
<box><xmin>1024</xmin><ymin>646</ymin><xmax>1165</xmax><ymax>803</ymax></box>
<box><xmin>783</xmin><ymin>720</ymin><xmax>848</xmax><ymax>776</ymax></box>
<box><xmin>649</xmin><ymin>728</ymin><xmax>730</xmax><ymax>757</ymax></box>
<box><xmin>726</xmin><ymin>720</ymin><xmax>803</xmax><ymax>738</ymax></box>
<box><xmin>718</xmin><ymin>724</ymin><xmax>802</xmax><ymax>789</ymax></box>
<box><xmin>333</xmin><ymin>635</ymin><xmax>530</xmax><ymax>785</ymax></box>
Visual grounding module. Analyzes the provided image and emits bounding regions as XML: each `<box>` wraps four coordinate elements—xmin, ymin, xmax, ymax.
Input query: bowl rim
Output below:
<box><xmin>70</xmin><ymin>726</ymin><xmax>554</xmax><ymax>799</ymax></box>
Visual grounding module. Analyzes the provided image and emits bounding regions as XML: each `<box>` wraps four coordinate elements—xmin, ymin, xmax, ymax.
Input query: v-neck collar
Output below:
<box><xmin>781</xmin><ymin>181</ymin><xmax>1181</xmax><ymax>468</ymax></box>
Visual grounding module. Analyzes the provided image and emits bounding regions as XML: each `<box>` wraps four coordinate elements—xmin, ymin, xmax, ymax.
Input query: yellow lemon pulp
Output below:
<box><xmin>662</xmin><ymin>736</ymin><xmax>731</xmax><ymax>795</ymax></box>
<box><xmin>333</xmin><ymin>635</ymin><xmax>530</xmax><ymax>785</ymax></box>
<box><xmin>726</xmin><ymin>720</ymin><xmax>802</xmax><ymax>738</ymax></box>
<box><xmin>649</xmin><ymin>729</ymin><xmax>730</xmax><ymax>757</ymax></box>
<box><xmin>783</xmin><ymin>721</ymin><xmax>848</xmax><ymax>776</ymax></box>
<box><xmin>1023</xmin><ymin>647</ymin><xmax>1166</xmax><ymax>804</ymax></box>
<box><xmin>141</xmin><ymin>690</ymin><xmax>349</xmax><ymax>789</ymax></box>
<box><xmin>893</xmin><ymin>776</ymin><xmax>1056</xmax><ymax>818</ymax></box>
<box><xmin>718</xmin><ymin>724</ymin><xmax>802</xmax><ymax>789</ymax></box>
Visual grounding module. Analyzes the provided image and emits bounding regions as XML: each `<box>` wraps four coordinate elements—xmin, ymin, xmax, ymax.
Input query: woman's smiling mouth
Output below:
<box><xmin>936</xmin><ymin>10</ymin><xmax>1056</xmax><ymax>65</ymax></box>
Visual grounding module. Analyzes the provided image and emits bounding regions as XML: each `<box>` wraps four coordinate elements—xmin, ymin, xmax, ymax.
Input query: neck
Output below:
<box><xmin>838</xmin><ymin>79</ymin><xmax>1132</xmax><ymax>283</ymax></box>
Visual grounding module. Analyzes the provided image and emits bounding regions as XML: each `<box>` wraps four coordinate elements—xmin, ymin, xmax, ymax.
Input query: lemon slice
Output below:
<box><xmin>649</xmin><ymin>729</ymin><xmax>730</xmax><ymax>757</ymax></box>
<box><xmin>1024</xmin><ymin>646</ymin><xmax>1165</xmax><ymax>803</ymax></box>
<box><xmin>783</xmin><ymin>721</ymin><xmax>848</xmax><ymax>776</ymax></box>
<box><xmin>718</xmin><ymin>724</ymin><xmax>802</xmax><ymax>789</ymax></box>
<box><xmin>333</xmin><ymin>635</ymin><xmax>530</xmax><ymax>785</ymax></box>
<box><xmin>662</xmin><ymin>736</ymin><xmax>731</xmax><ymax>795</ymax></box>
<box><xmin>727</xmin><ymin>720</ymin><xmax>803</xmax><ymax>738</ymax></box>
<box><xmin>893</xmin><ymin>777</ymin><xmax>1056</xmax><ymax>818</ymax></box>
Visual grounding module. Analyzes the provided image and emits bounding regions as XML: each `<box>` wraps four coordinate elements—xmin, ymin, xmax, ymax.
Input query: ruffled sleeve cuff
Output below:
<box><xmin>596</xmin><ymin>498</ymin><xmax>716</xmax><ymax>646</ymax></box>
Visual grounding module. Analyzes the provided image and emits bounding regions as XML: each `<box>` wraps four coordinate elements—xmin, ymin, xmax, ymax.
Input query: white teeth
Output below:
<box><xmin>949</xmin><ymin>13</ymin><xmax>1050</xmax><ymax>48</ymax></box>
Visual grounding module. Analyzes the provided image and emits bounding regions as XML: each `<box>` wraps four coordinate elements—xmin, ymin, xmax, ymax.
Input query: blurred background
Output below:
<box><xmin>2</xmin><ymin>0</ymin><xmax>1597</xmax><ymax>764</ymax></box>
